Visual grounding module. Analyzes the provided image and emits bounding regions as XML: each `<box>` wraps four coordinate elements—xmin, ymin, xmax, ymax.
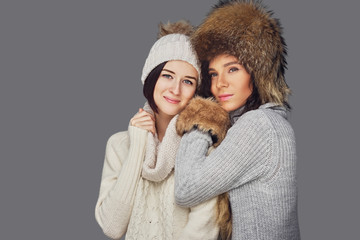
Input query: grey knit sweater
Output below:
<box><xmin>175</xmin><ymin>103</ymin><xmax>300</xmax><ymax>240</ymax></box>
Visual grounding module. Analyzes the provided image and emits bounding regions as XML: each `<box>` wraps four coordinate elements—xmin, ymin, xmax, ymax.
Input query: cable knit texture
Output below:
<box><xmin>95</xmin><ymin>104</ymin><xmax>219</xmax><ymax>240</ymax></box>
<box><xmin>175</xmin><ymin>103</ymin><xmax>300</xmax><ymax>240</ymax></box>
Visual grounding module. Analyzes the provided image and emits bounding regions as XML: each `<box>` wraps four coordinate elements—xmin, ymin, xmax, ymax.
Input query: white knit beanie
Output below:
<box><xmin>141</xmin><ymin>33</ymin><xmax>200</xmax><ymax>85</ymax></box>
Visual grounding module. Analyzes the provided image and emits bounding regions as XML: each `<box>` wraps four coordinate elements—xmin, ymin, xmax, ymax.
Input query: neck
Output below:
<box><xmin>155</xmin><ymin>113</ymin><xmax>173</xmax><ymax>142</ymax></box>
<box><xmin>229</xmin><ymin>105</ymin><xmax>246</xmax><ymax>125</ymax></box>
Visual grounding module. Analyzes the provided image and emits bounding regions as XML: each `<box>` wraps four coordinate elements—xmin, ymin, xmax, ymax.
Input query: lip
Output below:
<box><xmin>164</xmin><ymin>96</ymin><xmax>180</xmax><ymax>104</ymax></box>
<box><xmin>218</xmin><ymin>94</ymin><xmax>233</xmax><ymax>102</ymax></box>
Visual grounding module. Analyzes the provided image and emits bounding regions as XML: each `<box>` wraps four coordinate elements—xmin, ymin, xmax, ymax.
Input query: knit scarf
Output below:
<box><xmin>141</xmin><ymin>103</ymin><xmax>181</xmax><ymax>182</ymax></box>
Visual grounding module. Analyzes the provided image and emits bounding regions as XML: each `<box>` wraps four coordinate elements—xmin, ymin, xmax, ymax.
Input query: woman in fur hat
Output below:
<box><xmin>175</xmin><ymin>1</ymin><xmax>301</xmax><ymax>239</ymax></box>
<box><xmin>95</xmin><ymin>21</ymin><xmax>219</xmax><ymax>240</ymax></box>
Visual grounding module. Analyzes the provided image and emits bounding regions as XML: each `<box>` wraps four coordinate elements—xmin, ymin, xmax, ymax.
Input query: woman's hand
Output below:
<box><xmin>130</xmin><ymin>108</ymin><xmax>156</xmax><ymax>135</ymax></box>
<box><xmin>176</xmin><ymin>97</ymin><xmax>230</xmax><ymax>147</ymax></box>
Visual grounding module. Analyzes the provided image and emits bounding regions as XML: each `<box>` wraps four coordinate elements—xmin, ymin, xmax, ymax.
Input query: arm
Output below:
<box><xmin>175</xmin><ymin>102</ymin><xmax>272</xmax><ymax>207</ymax></box>
<box><xmin>179</xmin><ymin>197</ymin><xmax>219</xmax><ymax>240</ymax></box>
<box><xmin>95</xmin><ymin>126</ymin><xmax>147</xmax><ymax>239</ymax></box>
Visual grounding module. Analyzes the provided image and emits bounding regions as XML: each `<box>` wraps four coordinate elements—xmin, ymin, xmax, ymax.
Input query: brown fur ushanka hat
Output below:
<box><xmin>192</xmin><ymin>0</ymin><xmax>290</xmax><ymax>105</ymax></box>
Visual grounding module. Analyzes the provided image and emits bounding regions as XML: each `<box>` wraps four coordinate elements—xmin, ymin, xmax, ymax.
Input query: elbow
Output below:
<box><xmin>174</xmin><ymin>189</ymin><xmax>185</xmax><ymax>205</ymax></box>
<box><xmin>98</xmin><ymin>219</ymin><xmax>126</xmax><ymax>240</ymax></box>
<box><xmin>174</xmin><ymin>186</ymin><xmax>197</xmax><ymax>208</ymax></box>
<box><xmin>174</xmin><ymin>176</ymin><xmax>202</xmax><ymax>207</ymax></box>
<box><xmin>95</xmin><ymin>206</ymin><xmax>126</xmax><ymax>240</ymax></box>
<box><xmin>102</xmin><ymin>228</ymin><xmax>125</xmax><ymax>240</ymax></box>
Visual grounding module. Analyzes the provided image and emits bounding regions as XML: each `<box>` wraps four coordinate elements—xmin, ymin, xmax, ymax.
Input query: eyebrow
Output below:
<box><xmin>224</xmin><ymin>61</ymin><xmax>240</xmax><ymax>67</ymax></box>
<box><xmin>208</xmin><ymin>61</ymin><xmax>240</xmax><ymax>71</ymax></box>
<box><xmin>162</xmin><ymin>68</ymin><xmax>197</xmax><ymax>81</ymax></box>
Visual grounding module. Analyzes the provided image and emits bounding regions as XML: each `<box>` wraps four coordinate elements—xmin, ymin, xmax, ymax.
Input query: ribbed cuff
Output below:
<box><xmin>184</xmin><ymin>129</ymin><xmax>213</xmax><ymax>147</ymax></box>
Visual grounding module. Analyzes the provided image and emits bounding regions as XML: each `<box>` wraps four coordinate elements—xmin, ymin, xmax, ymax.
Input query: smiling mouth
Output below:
<box><xmin>164</xmin><ymin>96</ymin><xmax>180</xmax><ymax>104</ymax></box>
<box><xmin>218</xmin><ymin>94</ymin><xmax>233</xmax><ymax>101</ymax></box>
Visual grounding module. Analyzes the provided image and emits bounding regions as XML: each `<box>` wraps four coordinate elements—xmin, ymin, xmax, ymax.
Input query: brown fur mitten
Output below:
<box><xmin>176</xmin><ymin>96</ymin><xmax>230</xmax><ymax>147</ymax></box>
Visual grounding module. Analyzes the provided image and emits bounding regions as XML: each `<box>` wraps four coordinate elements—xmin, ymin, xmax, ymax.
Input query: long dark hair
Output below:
<box><xmin>143</xmin><ymin>61</ymin><xmax>168</xmax><ymax>113</ymax></box>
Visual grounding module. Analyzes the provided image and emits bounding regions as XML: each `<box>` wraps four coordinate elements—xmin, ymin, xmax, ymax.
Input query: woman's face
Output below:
<box><xmin>209</xmin><ymin>54</ymin><xmax>252</xmax><ymax>112</ymax></box>
<box><xmin>153</xmin><ymin>60</ymin><xmax>198</xmax><ymax>118</ymax></box>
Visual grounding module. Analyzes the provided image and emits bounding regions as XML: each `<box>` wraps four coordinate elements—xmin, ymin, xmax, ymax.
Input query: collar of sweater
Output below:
<box><xmin>259</xmin><ymin>102</ymin><xmax>288</xmax><ymax>119</ymax></box>
<box><xmin>141</xmin><ymin>102</ymin><xmax>181</xmax><ymax>182</ymax></box>
<box><xmin>229</xmin><ymin>105</ymin><xmax>245</xmax><ymax>125</ymax></box>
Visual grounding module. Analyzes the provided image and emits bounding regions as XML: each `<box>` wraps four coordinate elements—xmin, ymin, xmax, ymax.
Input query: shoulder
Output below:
<box><xmin>240</xmin><ymin>105</ymin><xmax>291</xmax><ymax>129</ymax></box>
<box><xmin>229</xmin><ymin>105</ymin><xmax>293</xmax><ymax>143</ymax></box>
<box><xmin>108</xmin><ymin>131</ymin><xmax>129</xmax><ymax>144</ymax></box>
<box><xmin>236</xmin><ymin>106</ymin><xmax>295</xmax><ymax>146</ymax></box>
<box><xmin>106</xmin><ymin>125</ymin><xmax>149</xmax><ymax>151</ymax></box>
<box><xmin>232</xmin><ymin>108</ymin><xmax>272</xmax><ymax>133</ymax></box>
<box><xmin>106</xmin><ymin>131</ymin><xmax>130</xmax><ymax>153</ymax></box>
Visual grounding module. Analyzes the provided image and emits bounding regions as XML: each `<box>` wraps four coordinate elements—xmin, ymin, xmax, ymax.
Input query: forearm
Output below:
<box><xmin>175</xmin><ymin>130</ymin><xmax>223</xmax><ymax>207</ymax></box>
<box><xmin>175</xmin><ymin>96</ymin><xmax>233</xmax><ymax>207</ymax></box>
<box><xmin>95</xmin><ymin>127</ymin><xmax>147</xmax><ymax>239</ymax></box>
<box><xmin>175</xmin><ymin>116</ymin><xmax>271</xmax><ymax>207</ymax></box>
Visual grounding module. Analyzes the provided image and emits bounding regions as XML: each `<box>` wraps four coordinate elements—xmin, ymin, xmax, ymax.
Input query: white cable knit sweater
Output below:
<box><xmin>95</xmin><ymin>111</ymin><xmax>219</xmax><ymax>240</ymax></box>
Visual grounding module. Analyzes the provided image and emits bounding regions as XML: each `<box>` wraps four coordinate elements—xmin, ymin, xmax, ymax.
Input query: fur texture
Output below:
<box><xmin>191</xmin><ymin>0</ymin><xmax>290</xmax><ymax>105</ymax></box>
<box><xmin>158</xmin><ymin>20</ymin><xmax>194</xmax><ymax>39</ymax></box>
<box><xmin>176</xmin><ymin>96</ymin><xmax>230</xmax><ymax>147</ymax></box>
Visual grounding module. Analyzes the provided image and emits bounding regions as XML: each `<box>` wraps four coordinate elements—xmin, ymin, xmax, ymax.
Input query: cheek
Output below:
<box><xmin>181</xmin><ymin>87</ymin><xmax>196</xmax><ymax>101</ymax></box>
<box><xmin>240</xmin><ymin>83</ymin><xmax>251</xmax><ymax>94</ymax></box>
<box><xmin>153</xmin><ymin>80</ymin><xmax>167</xmax><ymax>96</ymax></box>
<box><xmin>238</xmin><ymin>74</ymin><xmax>252</xmax><ymax>96</ymax></box>
<box><xmin>210</xmin><ymin>82</ymin><xmax>217</xmax><ymax>95</ymax></box>
<box><xmin>153</xmin><ymin>86</ymin><xmax>160</xmax><ymax>100</ymax></box>
<box><xmin>154</xmin><ymin>78</ymin><xmax>166</xmax><ymax>91</ymax></box>
<box><xmin>245</xmin><ymin>81</ymin><xmax>253</xmax><ymax>96</ymax></box>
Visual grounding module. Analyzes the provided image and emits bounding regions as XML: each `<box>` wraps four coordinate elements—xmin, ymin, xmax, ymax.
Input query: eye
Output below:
<box><xmin>209</xmin><ymin>72</ymin><xmax>217</xmax><ymax>79</ymax></box>
<box><xmin>183</xmin><ymin>79</ymin><xmax>194</xmax><ymax>85</ymax></box>
<box><xmin>229</xmin><ymin>67</ymin><xmax>239</xmax><ymax>73</ymax></box>
<box><xmin>162</xmin><ymin>74</ymin><xmax>173</xmax><ymax>79</ymax></box>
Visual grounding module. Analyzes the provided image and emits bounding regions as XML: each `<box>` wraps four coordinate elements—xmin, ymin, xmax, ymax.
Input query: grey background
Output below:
<box><xmin>1</xmin><ymin>0</ymin><xmax>359</xmax><ymax>239</ymax></box>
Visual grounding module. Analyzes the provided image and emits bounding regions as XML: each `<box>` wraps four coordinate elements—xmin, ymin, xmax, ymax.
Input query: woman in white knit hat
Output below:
<box><xmin>175</xmin><ymin>1</ymin><xmax>301</xmax><ymax>239</ymax></box>
<box><xmin>95</xmin><ymin>21</ymin><xmax>219</xmax><ymax>240</ymax></box>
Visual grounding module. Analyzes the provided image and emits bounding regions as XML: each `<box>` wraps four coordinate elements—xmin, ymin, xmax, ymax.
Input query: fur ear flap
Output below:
<box><xmin>157</xmin><ymin>20</ymin><xmax>194</xmax><ymax>39</ymax></box>
<box><xmin>176</xmin><ymin>96</ymin><xmax>230</xmax><ymax>147</ymax></box>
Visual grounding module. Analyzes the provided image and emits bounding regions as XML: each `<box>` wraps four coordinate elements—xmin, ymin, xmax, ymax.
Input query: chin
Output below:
<box><xmin>222</xmin><ymin>101</ymin><xmax>245</xmax><ymax>112</ymax></box>
<box><xmin>160</xmin><ymin>108</ymin><xmax>181</xmax><ymax>117</ymax></box>
<box><xmin>219</xmin><ymin>103</ymin><xmax>233</xmax><ymax>113</ymax></box>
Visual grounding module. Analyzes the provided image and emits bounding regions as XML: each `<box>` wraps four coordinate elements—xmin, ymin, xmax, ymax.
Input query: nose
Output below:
<box><xmin>170</xmin><ymin>80</ymin><xmax>181</xmax><ymax>95</ymax></box>
<box><xmin>216</xmin><ymin>72</ymin><xmax>228</xmax><ymax>88</ymax></box>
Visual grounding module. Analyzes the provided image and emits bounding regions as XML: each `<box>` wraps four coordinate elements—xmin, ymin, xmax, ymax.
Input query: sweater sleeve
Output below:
<box><xmin>175</xmin><ymin>111</ymin><xmax>273</xmax><ymax>207</ymax></box>
<box><xmin>178</xmin><ymin>197</ymin><xmax>219</xmax><ymax>240</ymax></box>
<box><xmin>95</xmin><ymin>126</ymin><xmax>147</xmax><ymax>239</ymax></box>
